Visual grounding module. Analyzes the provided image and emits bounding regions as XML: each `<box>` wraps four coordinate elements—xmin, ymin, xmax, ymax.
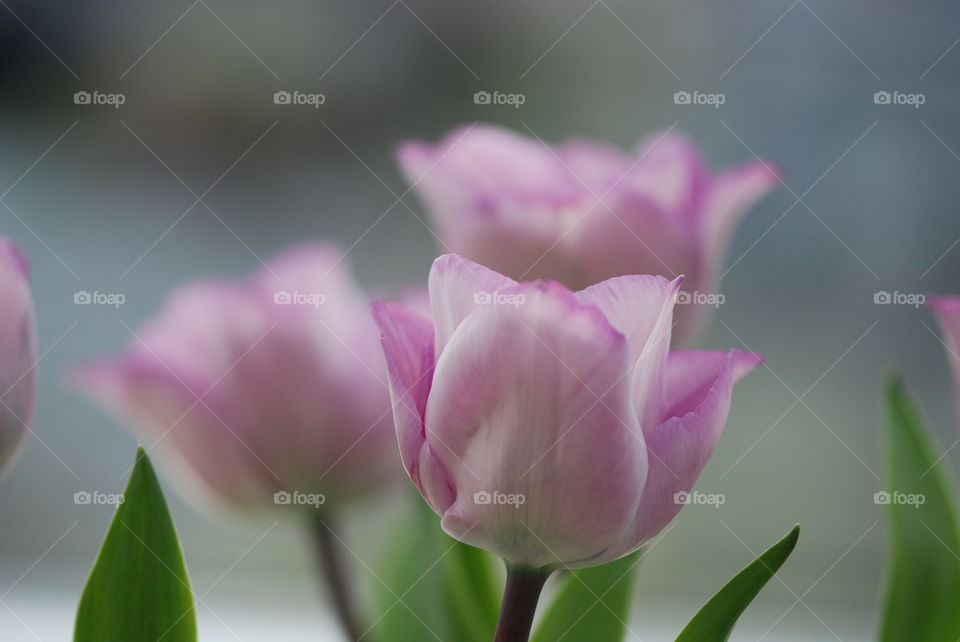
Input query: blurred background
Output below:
<box><xmin>0</xmin><ymin>0</ymin><xmax>958</xmax><ymax>639</ymax></box>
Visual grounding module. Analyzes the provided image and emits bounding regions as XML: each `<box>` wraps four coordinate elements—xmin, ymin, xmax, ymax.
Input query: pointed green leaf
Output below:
<box><xmin>531</xmin><ymin>549</ymin><xmax>643</xmax><ymax>642</ymax></box>
<box><xmin>370</xmin><ymin>493</ymin><xmax>498</xmax><ymax>642</ymax></box>
<box><xmin>880</xmin><ymin>379</ymin><xmax>960</xmax><ymax>642</ymax></box>
<box><xmin>75</xmin><ymin>447</ymin><xmax>196</xmax><ymax>642</ymax></box>
<box><xmin>677</xmin><ymin>525</ymin><xmax>799</xmax><ymax>642</ymax></box>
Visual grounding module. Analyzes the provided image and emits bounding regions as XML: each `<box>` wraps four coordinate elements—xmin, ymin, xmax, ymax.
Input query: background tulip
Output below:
<box><xmin>74</xmin><ymin>242</ymin><xmax>399</xmax><ymax>639</ymax></box>
<box><xmin>74</xmin><ymin>243</ymin><xmax>397</xmax><ymax>507</ymax></box>
<box><xmin>397</xmin><ymin>125</ymin><xmax>779</xmax><ymax>345</ymax></box>
<box><xmin>931</xmin><ymin>295</ymin><xmax>960</xmax><ymax>425</ymax></box>
<box><xmin>374</xmin><ymin>254</ymin><xmax>760</xmax><ymax>570</ymax></box>
<box><xmin>0</xmin><ymin>239</ymin><xmax>36</xmax><ymax>478</ymax></box>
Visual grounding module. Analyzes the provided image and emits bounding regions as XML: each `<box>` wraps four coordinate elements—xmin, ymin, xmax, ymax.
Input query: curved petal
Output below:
<box><xmin>425</xmin><ymin>281</ymin><xmax>645</xmax><ymax>568</ymax></box>
<box><xmin>576</xmin><ymin>275</ymin><xmax>682</xmax><ymax>430</ymax></box>
<box><xmin>698</xmin><ymin>160</ymin><xmax>781</xmax><ymax>283</ymax></box>
<box><xmin>428</xmin><ymin>254</ymin><xmax>516</xmax><ymax>353</ymax></box>
<box><xmin>371</xmin><ymin>301</ymin><xmax>453</xmax><ymax>513</ymax></box>
<box><xmin>616</xmin><ymin>349</ymin><xmax>760</xmax><ymax>554</ymax></box>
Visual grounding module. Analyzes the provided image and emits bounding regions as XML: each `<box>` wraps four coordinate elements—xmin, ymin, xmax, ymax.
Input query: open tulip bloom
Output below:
<box><xmin>73</xmin><ymin>243</ymin><xmax>399</xmax><ymax>639</ymax></box>
<box><xmin>397</xmin><ymin>125</ymin><xmax>779</xmax><ymax>345</ymax></box>
<box><xmin>374</xmin><ymin>254</ymin><xmax>761</xmax><ymax>640</ymax></box>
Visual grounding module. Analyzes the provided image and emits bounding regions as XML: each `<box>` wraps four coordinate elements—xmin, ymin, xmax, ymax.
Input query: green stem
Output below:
<box><xmin>311</xmin><ymin>513</ymin><xmax>364</xmax><ymax>641</ymax></box>
<box><xmin>493</xmin><ymin>564</ymin><xmax>551</xmax><ymax>642</ymax></box>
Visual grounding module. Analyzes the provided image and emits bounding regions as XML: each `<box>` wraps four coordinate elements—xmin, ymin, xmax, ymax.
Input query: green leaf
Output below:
<box><xmin>75</xmin><ymin>447</ymin><xmax>196</xmax><ymax>642</ymax></box>
<box><xmin>370</xmin><ymin>493</ymin><xmax>498</xmax><ymax>642</ymax></box>
<box><xmin>880</xmin><ymin>378</ymin><xmax>960</xmax><ymax>642</ymax></box>
<box><xmin>442</xmin><ymin>537</ymin><xmax>499</xmax><ymax>641</ymax></box>
<box><xmin>531</xmin><ymin>549</ymin><xmax>643</xmax><ymax>642</ymax></box>
<box><xmin>676</xmin><ymin>525</ymin><xmax>799</xmax><ymax>642</ymax></box>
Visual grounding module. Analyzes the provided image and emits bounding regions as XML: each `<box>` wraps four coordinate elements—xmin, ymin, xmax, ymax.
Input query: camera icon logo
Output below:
<box><xmin>74</xmin><ymin>291</ymin><xmax>92</xmax><ymax>304</ymax></box>
<box><xmin>274</xmin><ymin>290</ymin><xmax>292</xmax><ymax>304</ymax></box>
<box><xmin>474</xmin><ymin>91</ymin><xmax>492</xmax><ymax>105</ymax></box>
<box><xmin>874</xmin><ymin>91</ymin><xmax>891</xmax><ymax>105</ymax></box>
<box><xmin>274</xmin><ymin>91</ymin><xmax>292</xmax><ymax>105</ymax></box>
<box><xmin>473</xmin><ymin>291</ymin><xmax>493</xmax><ymax>305</ymax></box>
<box><xmin>874</xmin><ymin>491</ymin><xmax>891</xmax><ymax>505</ymax></box>
<box><xmin>673</xmin><ymin>491</ymin><xmax>691</xmax><ymax>505</ymax></box>
<box><xmin>273</xmin><ymin>491</ymin><xmax>292</xmax><ymax>505</ymax></box>
<box><xmin>74</xmin><ymin>491</ymin><xmax>91</xmax><ymax>504</ymax></box>
<box><xmin>74</xmin><ymin>91</ymin><xmax>91</xmax><ymax>105</ymax></box>
<box><xmin>673</xmin><ymin>91</ymin><xmax>691</xmax><ymax>105</ymax></box>
<box><xmin>676</xmin><ymin>291</ymin><xmax>691</xmax><ymax>304</ymax></box>
<box><xmin>874</xmin><ymin>291</ymin><xmax>891</xmax><ymax>304</ymax></box>
<box><xmin>473</xmin><ymin>491</ymin><xmax>492</xmax><ymax>505</ymax></box>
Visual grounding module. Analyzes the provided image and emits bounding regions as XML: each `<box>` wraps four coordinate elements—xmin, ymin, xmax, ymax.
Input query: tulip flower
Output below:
<box><xmin>0</xmin><ymin>239</ymin><xmax>36</xmax><ymax>479</ymax></box>
<box><xmin>397</xmin><ymin>125</ymin><xmax>779</xmax><ymax>345</ymax></box>
<box><xmin>373</xmin><ymin>254</ymin><xmax>760</xmax><ymax>640</ymax></box>
<box><xmin>931</xmin><ymin>295</ymin><xmax>960</xmax><ymax>424</ymax></box>
<box><xmin>73</xmin><ymin>242</ymin><xmax>398</xmax><ymax>640</ymax></box>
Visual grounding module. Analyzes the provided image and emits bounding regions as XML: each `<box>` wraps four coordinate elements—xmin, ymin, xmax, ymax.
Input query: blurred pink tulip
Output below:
<box><xmin>397</xmin><ymin>125</ymin><xmax>779</xmax><ymax>344</ymax></box>
<box><xmin>74</xmin><ymin>243</ymin><xmax>398</xmax><ymax>508</ymax></box>
<box><xmin>931</xmin><ymin>295</ymin><xmax>960</xmax><ymax>425</ymax></box>
<box><xmin>0</xmin><ymin>239</ymin><xmax>36</xmax><ymax>478</ymax></box>
<box><xmin>374</xmin><ymin>254</ymin><xmax>760</xmax><ymax>569</ymax></box>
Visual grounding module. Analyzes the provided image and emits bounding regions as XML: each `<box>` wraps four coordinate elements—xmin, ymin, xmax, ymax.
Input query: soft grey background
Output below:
<box><xmin>0</xmin><ymin>1</ymin><xmax>958</xmax><ymax>639</ymax></box>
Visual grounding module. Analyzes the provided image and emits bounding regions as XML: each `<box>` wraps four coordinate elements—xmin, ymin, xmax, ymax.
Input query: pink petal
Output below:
<box><xmin>425</xmin><ymin>280</ymin><xmax>646</xmax><ymax>568</ymax></box>
<box><xmin>625</xmin><ymin>349</ymin><xmax>761</xmax><ymax>548</ymax></box>
<box><xmin>698</xmin><ymin>160</ymin><xmax>781</xmax><ymax>279</ymax></box>
<box><xmin>576</xmin><ymin>275</ymin><xmax>682</xmax><ymax>430</ymax></box>
<box><xmin>428</xmin><ymin>254</ymin><xmax>516</xmax><ymax>353</ymax></box>
<box><xmin>371</xmin><ymin>301</ymin><xmax>453</xmax><ymax>513</ymax></box>
<box><xmin>568</xmin><ymin>189</ymin><xmax>693</xmax><ymax>293</ymax></box>
<box><xmin>624</xmin><ymin>131</ymin><xmax>708</xmax><ymax>218</ymax></box>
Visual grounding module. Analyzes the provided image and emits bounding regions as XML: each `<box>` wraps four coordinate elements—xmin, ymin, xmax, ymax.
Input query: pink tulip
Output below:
<box><xmin>0</xmin><ymin>239</ymin><xmax>36</xmax><ymax>478</ymax></box>
<box><xmin>397</xmin><ymin>125</ymin><xmax>779</xmax><ymax>344</ymax></box>
<box><xmin>931</xmin><ymin>295</ymin><xmax>960</xmax><ymax>424</ymax></box>
<box><xmin>73</xmin><ymin>243</ymin><xmax>398</xmax><ymax>508</ymax></box>
<box><xmin>374</xmin><ymin>254</ymin><xmax>760</xmax><ymax>570</ymax></box>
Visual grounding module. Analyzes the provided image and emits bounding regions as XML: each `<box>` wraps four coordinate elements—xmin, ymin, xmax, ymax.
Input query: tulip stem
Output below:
<box><xmin>493</xmin><ymin>564</ymin><xmax>551</xmax><ymax>642</ymax></box>
<box><xmin>311</xmin><ymin>514</ymin><xmax>364</xmax><ymax>641</ymax></box>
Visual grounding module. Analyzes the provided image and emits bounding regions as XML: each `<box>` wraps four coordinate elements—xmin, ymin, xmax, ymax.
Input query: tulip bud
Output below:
<box><xmin>374</xmin><ymin>254</ymin><xmax>760</xmax><ymax>569</ymax></box>
<box><xmin>73</xmin><ymin>243</ymin><xmax>398</xmax><ymax>508</ymax></box>
<box><xmin>0</xmin><ymin>239</ymin><xmax>35</xmax><ymax>478</ymax></box>
<box><xmin>397</xmin><ymin>125</ymin><xmax>779</xmax><ymax>345</ymax></box>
